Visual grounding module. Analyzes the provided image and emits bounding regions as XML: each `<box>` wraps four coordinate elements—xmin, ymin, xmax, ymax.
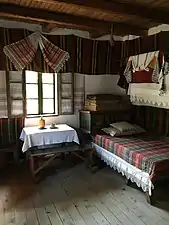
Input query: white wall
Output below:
<box><xmin>2</xmin><ymin>19</ymin><xmax>168</xmax><ymax>41</ymax></box>
<box><xmin>85</xmin><ymin>75</ymin><xmax>126</xmax><ymax>96</ymax></box>
<box><xmin>25</xmin><ymin>74</ymin><xmax>125</xmax><ymax>127</ymax></box>
<box><xmin>25</xmin><ymin>115</ymin><xmax>78</xmax><ymax>128</ymax></box>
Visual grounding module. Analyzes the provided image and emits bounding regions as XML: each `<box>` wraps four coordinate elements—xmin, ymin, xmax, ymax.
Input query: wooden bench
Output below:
<box><xmin>27</xmin><ymin>142</ymin><xmax>96</xmax><ymax>182</ymax></box>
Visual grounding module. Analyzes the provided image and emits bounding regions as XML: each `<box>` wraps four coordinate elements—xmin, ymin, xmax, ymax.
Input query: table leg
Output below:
<box><xmin>29</xmin><ymin>156</ymin><xmax>38</xmax><ymax>182</ymax></box>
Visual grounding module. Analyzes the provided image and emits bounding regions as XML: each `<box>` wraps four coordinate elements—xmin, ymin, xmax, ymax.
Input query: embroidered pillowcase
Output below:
<box><xmin>102</xmin><ymin>127</ymin><xmax>120</xmax><ymax>137</ymax></box>
<box><xmin>110</xmin><ymin>121</ymin><xmax>136</xmax><ymax>133</ymax></box>
<box><xmin>102</xmin><ymin>122</ymin><xmax>146</xmax><ymax>137</ymax></box>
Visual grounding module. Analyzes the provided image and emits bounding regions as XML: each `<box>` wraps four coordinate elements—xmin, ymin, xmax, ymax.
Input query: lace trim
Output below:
<box><xmin>130</xmin><ymin>94</ymin><xmax>169</xmax><ymax>109</ymax></box>
<box><xmin>93</xmin><ymin>143</ymin><xmax>154</xmax><ymax>195</ymax></box>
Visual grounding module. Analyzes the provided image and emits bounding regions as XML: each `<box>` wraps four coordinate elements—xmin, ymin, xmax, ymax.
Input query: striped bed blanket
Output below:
<box><xmin>94</xmin><ymin>134</ymin><xmax>169</xmax><ymax>182</ymax></box>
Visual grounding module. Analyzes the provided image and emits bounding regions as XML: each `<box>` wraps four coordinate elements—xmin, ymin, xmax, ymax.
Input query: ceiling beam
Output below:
<box><xmin>0</xmin><ymin>4</ymin><xmax>147</xmax><ymax>36</ymax></box>
<box><xmin>52</xmin><ymin>0</ymin><xmax>169</xmax><ymax>24</ymax></box>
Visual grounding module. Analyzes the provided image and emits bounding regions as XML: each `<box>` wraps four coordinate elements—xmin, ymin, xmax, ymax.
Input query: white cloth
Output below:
<box><xmin>131</xmin><ymin>50</ymin><xmax>159</xmax><ymax>72</ymax></box>
<box><xmin>128</xmin><ymin>83</ymin><xmax>169</xmax><ymax>109</ymax></box>
<box><xmin>93</xmin><ymin>143</ymin><xmax>154</xmax><ymax>196</ymax></box>
<box><xmin>20</xmin><ymin>124</ymin><xmax>80</xmax><ymax>153</ymax></box>
<box><xmin>0</xmin><ymin>71</ymin><xmax>7</xmax><ymax>118</ymax></box>
<box><xmin>124</xmin><ymin>51</ymin><xmax>161</xmax><ymax>83</ymax></box>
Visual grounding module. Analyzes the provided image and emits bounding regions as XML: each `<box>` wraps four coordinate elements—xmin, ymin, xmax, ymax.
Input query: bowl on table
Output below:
<box><xmin>50</xmin><ymin>123</ymin><xmax>58</xmax><ymax>129</ymax></box>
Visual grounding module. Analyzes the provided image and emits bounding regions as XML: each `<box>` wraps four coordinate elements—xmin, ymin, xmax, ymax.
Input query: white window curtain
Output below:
<box><xmin>0</xmin><ymin>71</ymin><xmax>7</xmax><ymax>117</ymax></box>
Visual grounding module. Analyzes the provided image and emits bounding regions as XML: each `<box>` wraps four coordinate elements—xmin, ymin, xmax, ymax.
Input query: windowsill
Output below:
<box><xmin>26</xmin><ymin>114</ymin><xmax>59</xmax><ymax>118</ymax></box>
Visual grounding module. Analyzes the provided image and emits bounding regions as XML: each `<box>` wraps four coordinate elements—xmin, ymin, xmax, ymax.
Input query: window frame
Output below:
<box><xmin>25</xmin><ymin>71</ymin><xmax>58</xmax><ymax>117</ymax></box>
<box><xmin>5</xmin><ymin>71</ymin><xmax>74</xmax><ymax>118</ymax></box>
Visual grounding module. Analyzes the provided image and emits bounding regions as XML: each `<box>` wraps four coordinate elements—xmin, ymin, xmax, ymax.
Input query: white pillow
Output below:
<box><xmin>102</xmin><ymin>127</ymin><xmax>120</xmax><ymax>136</ymax></box>
<box><xmin>132</xmin><ymin>124</ymin><xmax>146</xmax><ymax>134</ymax></box>
<box><xmin>102</xmin><ymin>124</ymin><xmax>146</xmax><ymax>137</ymax></box>
<box><xmin>109</xmin><ymin>124</ymin><xmax>145</xmax><ymax>137</ymax></box>
<box><xmin>110</xmin><ymin>121</ymin><xmax>136</xmax><ymax>132</ymax></box>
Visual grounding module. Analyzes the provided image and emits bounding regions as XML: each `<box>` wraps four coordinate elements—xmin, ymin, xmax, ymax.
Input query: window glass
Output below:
<box><xmin>26</xmin><ymin>71</ymin><xmax>38</xmax><ymax>83</ymax></box>
<box><xmin>26</xmin><ymin>99</ymin><xmax>39</xmax><ymax>115</ymax></box>
<box><xmin>42</xmin><ymin>84</ymin><xmax>54</xmax><ymax>98</ymax></box>
<box><xmin>26</xmin><ymin>84</ymin><xmax>38</xmax><ymax>99</ymax></box>
<box><xmin>43</xmin><ymin>99</ymin><xmax>54</xmax><ymax>114</ymax></box>
<box><xmin>42</xmin><ymin>73</ymin><xmax>54</xmax><ymax>83</ymax></box>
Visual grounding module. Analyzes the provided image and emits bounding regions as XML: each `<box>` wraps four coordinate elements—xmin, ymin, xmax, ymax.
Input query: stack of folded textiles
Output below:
<box><xmin>84</xmin><ymin>94</ymin><xmax>131</xmax><ymax>111</ymax></box>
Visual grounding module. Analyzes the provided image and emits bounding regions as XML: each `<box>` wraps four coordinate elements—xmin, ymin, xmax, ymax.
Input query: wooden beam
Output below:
<box><xmin>52</xmin><ymin>0</ymin><xmax>169</xmax><ymax>24</ymax></box>
<box><xmin>0</xmin><ymin>4</ymin><xmax>147</xmax><ymax>36</ymax></box>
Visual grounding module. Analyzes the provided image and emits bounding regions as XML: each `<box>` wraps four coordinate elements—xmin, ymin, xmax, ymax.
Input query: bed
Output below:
<box><xmin>93</xmin><ymin>133</ymin><xmax>169</xmax><ymax>204</ymax></box>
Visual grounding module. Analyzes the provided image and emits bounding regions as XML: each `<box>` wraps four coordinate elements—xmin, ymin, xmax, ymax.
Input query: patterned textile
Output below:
<box><xmin>3</xmin><ymin>32</ymin><xmax>70</xmax><ymax>72</ymax></box>
<box><xmin>132</xmin><ymin>106</ymin><xmax>169</xmax><ymax>136</ymax></box>
<box><xmin>39</xmin><ymin>35</ymin><xmax>70</xmax><ymax>72</ymax></box>
<box><xmin>124</xmin><ymin>51</ymin><xmax>161</xmax><ymax>84</ymax></box>
<box><xmin>0</xmin><ymin>71</ymin><xmax>7</xmax><ymax>117</ymax></box>
<box><xmin>0</xmin><ymin>117</ymin><xmax>24</xmax><ymax>148</ymax></box>
<box><xmin>123</xmin><ymin>60</ymin><xmax>133</xmax><ymax>83</ymax></box>
<box><xmin>119</xmin><ymin>33</ymin><xmax>164</xmax><ymax>89</ymax></box>
<box><xmin>0</xmin><ymin>27</ymin><xmax>122</xmax><ymax>74</ymax></box>
<box><xmin>74</xmin><ymin>73</ymin><xmax>84</xmax><ymax>113</ymax></box>
<box><xmin>94</xmin><ymin>134</ymin><xmax>169</xmax><ymax>182</ymax></box>
<box><xmin>75</xmin><ymin>37</ymin><xmax>121</xmax><ymax>74</ymax></box>
<box><xmin>3</xmin><ymin>32</ymin><xmax>39</xmax><ymax>71</ymax></box>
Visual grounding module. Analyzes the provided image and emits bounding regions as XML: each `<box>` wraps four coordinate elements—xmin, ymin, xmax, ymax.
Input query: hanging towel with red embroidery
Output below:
<box><xmin>124</xmin><ymin>51</ymin><xmax>161</xmax><ymax>83</ymax></box>
<box><xmin>3</xmin><ymin>32</ymin><xmax>70</xmax><ymax>72</ymax></box>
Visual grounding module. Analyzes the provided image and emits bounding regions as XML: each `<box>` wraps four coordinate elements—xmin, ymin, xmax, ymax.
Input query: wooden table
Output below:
<box><xmin>20</xmin><ymin>125</ymin><xmax>96</xmax><ymax>182</ymax></box>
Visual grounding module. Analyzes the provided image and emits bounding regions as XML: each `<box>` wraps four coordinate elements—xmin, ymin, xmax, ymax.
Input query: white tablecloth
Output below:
<box><xmin>20</xmin><ymin>124</ymin><xmax>80</xmax><ymax>153</ymax></box>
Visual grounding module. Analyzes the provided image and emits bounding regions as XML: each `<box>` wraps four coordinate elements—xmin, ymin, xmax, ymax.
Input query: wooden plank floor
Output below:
<box><xmin>1</xmin><ymin>163</ymin><xmax>169</xmax><ymax>225</ymax></box>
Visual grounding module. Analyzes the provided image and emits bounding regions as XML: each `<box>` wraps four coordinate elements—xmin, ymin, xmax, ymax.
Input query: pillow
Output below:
<box><xmin>102</xmin><ymin>124</ymin><xmax>146</xmax><ymax>137</ymax></box>
<box><xmin>132</xmin><ymin>124</ymin><xmax>146</xmax><ymax>134</ymax></box>
<box><xmin>110</xmin><ymin>130</ymin><xmax>134</xmax><ymax>137</ymax></box>
<box><xmin>102</xmin><ymin>127</ymin><xmax>120</xmax><ymax>137</ymax></box>
<box><xmin>110</xmin><ymin>121</ymin><xmax>136</xmax><ymax>132</ymax></box>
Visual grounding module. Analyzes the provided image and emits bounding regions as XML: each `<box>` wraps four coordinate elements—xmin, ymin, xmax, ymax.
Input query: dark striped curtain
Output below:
<box><xmin>0</xmin><ymin>27</ymin><xmax>122</xmax><ymax>74</ymax></box>
<box><xmin>132</xmin><ymin>106</ymin><xmax>169</xmax><ymax>136</ymax></box>
<box><xmin>122</xmin><ymin>33</ymin><xmax>163</xmax><ymax>59</ymax></box>
<box><xmin>118</xmin><ymin>32</ymin><xmax>168</xmax><ymax>89</ymax></box>
<box><xmin>75</xmin><ymin>37</ymin><xmax>121</xmax><ymax>74</ymax></box>
<box><xmin>0</xmin><ymin>117</ymin><xmax>24</xmax><ymax>148</ymax></box>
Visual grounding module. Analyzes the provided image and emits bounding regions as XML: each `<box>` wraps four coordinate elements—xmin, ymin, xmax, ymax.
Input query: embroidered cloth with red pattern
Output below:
<box><xmin>94</xmin><ymin>133</ymin><xmax>169</xmax><ymax>182</ymax></box>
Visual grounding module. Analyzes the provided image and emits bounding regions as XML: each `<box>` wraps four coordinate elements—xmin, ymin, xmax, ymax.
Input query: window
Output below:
<box><xmin>25</xmin><ymin>71</ymin><xmax>58</xmax><ymax>116</ymax></box>
<box><xmin>4</xmin><ymin>71</ymin><xmax>74</xmax><ymax>118</ymax></box>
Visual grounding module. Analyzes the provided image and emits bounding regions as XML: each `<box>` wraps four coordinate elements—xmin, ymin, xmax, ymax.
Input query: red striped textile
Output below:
<box><xmin>39</xmin><ymin>35</ymin><xmax>70</xmax><ymax>72</ymax></box>
<box><xmin>3</xmin><ymin>32</ymin><xmax>38</xmax><ymax>71</ymax></box>
<box><xmin>94</xmin><ymin>134</ymin><xmax>169</xmax><ymax>182</ymax></box>
<box><xmin>0</xmin><ymin>117</ymin><xmax>24</xmax><ymax>148</ymax></box>
<box><xmin>3</xmin><ymin>32</ymin><xmax>70</xmax><ymax>72</ymax></box>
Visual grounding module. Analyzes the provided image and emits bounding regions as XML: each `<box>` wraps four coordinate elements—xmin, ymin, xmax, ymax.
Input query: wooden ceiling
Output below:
<box><xmin>0</xmin><ymin>0</ymin><xmax>169</xmax><ymax>37</ymax></box>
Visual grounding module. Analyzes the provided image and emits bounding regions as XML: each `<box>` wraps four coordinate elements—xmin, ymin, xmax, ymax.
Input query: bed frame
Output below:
<box><xmin>90</xmin><ymin>106</ymin><xmax>169</xmax><ymax>205</ymax></box>
<box><xmin>93</xmin><ymin>142</ymin><xmax>156</xmax><ymax>204</ymax></box>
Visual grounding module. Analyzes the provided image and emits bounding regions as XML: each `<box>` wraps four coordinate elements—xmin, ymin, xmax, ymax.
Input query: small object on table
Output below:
<box><xmin>38</xmin><ymin>116</ymin><xmax>45</xmax><ymax>129</ymax></box>
<box><xmin>50</xmin><ymin>123</ymin><xmax>58</xmax><ymax>129</ymax></box>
